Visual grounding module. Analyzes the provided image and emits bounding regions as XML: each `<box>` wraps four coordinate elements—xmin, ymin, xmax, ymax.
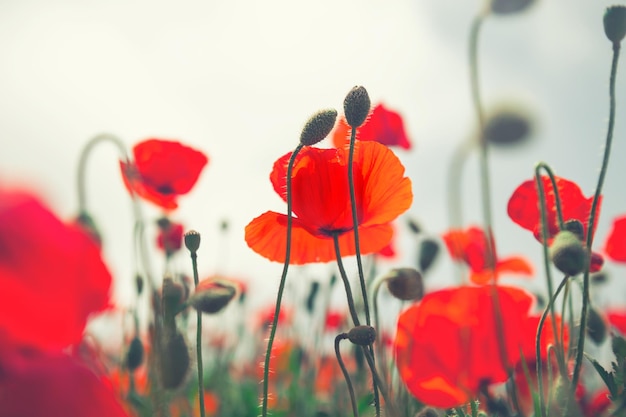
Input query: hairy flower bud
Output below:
<box><xmin>385</xmin><ymin>268</ymin><xmax>424</xmax><ymax>301</ymax></box>
<box><xmin>419</xmin><ymin>239</ymin><xmax>440</xmax><ymax>273</ymax></box>
<box><xmin>159</xmin><ymin>332</ymin><xmax>190</xmax><ymax>389</ymax></box>
<box><xmin>587</xmin><ymin>307</ymin><xmax>608</xmax><ymax>345</ymax></box>
<box><xmin>184</xmin><ymin>229</ymin><xmax>201</xmax><ymax>253</ymax></box>
<box><xmin>343</xmin><ymin>86</ymin><xmax>370</xmax><ymax>128</ymax></box>
<box><xmin>604</xmin><ymin>6</ymin><xmax>626</xmax><ymax>44</ymax></box>
<box><xmin>563</xmin><ymin>219</ymin><xmax>585</xmax><ymax>241</ymax></box>
<box><xmin>549</xmin><ymin>231</ymin><xmax>588</xmax><ymax>276</ymax></box>
<box><xmin>347</xmin><ymin>325</ymin><xmax>377</xmax><ymax>346</ymax></box>
<box><xmin>300</xmin><ymin>109</ymin><xmax>338</xmax><ymax>146</ymax></box>
<box><xmin>189</xmin><ymin>279</ymin><xmax>238</xmax><ymax>314</ymax></box>
<box><xmin>125</xmin><ymin>337</ymin><xmax>144</xmax><ymax>371</ymax></box>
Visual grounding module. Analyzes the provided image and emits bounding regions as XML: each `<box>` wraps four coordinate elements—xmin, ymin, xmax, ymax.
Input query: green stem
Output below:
<box><xmin>261</xmin><ymin>144</ymin><xmax>304</xmax><ymax>417</ymax></box>
<box><xmin>572</xmin><ymin>40</ymin><xmax>621</xmax><ymax>392</ymax></box>
<box><xmin>189</xmin><ymin>252</ymin><xmax>206</xmax><ymax>417</ymax></box>
<box><xmin>333</xmin><ymin>233</ymin><xmax>361</xmax><ymax>327</ymax></box>
<box><xmin>335</xmin><ymin>334</ymin><xmax>359</xmax><ymax>417</ymax></box>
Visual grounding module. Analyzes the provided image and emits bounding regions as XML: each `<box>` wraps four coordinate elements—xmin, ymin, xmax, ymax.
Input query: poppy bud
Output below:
<box><xmin>418</xmin><ymin>238</ymin><xmax>440</xmax><ymax>273</ymax></box>
<box><xmin>415</xmin><ymin>408</ymin><xmax>439</xmax><ymax>417</ymax></box>
<box><xmin>549</xmin><ymin>230</ymin><xmax>588</xmax><ymax>276</ymax></box>
<box><xmin>189</xmin><ymin>279</ymin><xmax>237</xmax><ymax>314</ymax></box>
<box><xmin>604</xmin><ymin>6</ymin><xmax>626</xmax><ymax>44</ymax></box>
<box><xmin>587</xmin><ymin>307</ymin><xmax>608</xmax><ymax>345</ymax></box>
<box><xmin>483</xmin><ymin>106</ymin><xmax>532</xmax><ymax>146</ymax></box>
<box><xmin>592</xmin><ymin>271</ymin><xmax>609</xmax><ymax>285</ymax></box>
<box><xmin>300</xmin><ymin>109</ymin><xmax>338</xmax><ymax>146</ymax></box>
<box><xmin>162</xmin><ymin>277</ymin><xmax>186</xmax><ymax>324</ymax></box>
<box><xmin>125</xmin><ymin>337</ymin><xmax>144</xmax><ymax>371</ymax></box>
<box><xmin>407</xmin><ymin>218</ymin><xmax>422</xmax><ymax>234</ymax></box>
<box><xmin>563</xmin><ymin>219</ymin><xmax>585</xmax><ymax>241</ymax></box>
<box><xmin>184</xmin><ymin>229</ymin><xmax>201</xmax><ymax>253</ymax></box>
<box><xmin>343</xmin><ymin>86</ymin><xmax>370</xmax><ymax>128</ymax></box>
<box><xmin>159</xmin><ymin>332</ymin><xmax>190</xmax><ymax>389</ymax></box>
<box><xmin>490</xmin><ymin>0</ymin><xmax>535</xmax><ymax>15</ymax></box>
<box><xmin>347</xmin><ymin>325</ymin><xmax>377</xmax><ymax>346</ymax></box>
<box><xmin>305</xmin><ymin>281</ymin><xmax>320</xmax><ymax>313</ymax></box>
<box><xmin>385</xmin><ymin>268</ymin><xmax>424</xmax><ymax>301</ymax></box>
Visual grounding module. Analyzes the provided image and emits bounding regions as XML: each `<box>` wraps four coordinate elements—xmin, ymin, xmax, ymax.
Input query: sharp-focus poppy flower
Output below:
<box><xmin>507</xmin><ymin>175</ymin><xmax>599</xmax><ymax>243</ymax></box>
<box><xmin>604</xmin><ymin>215</ymin><xmax>626</xmax><ymax>262</ymax></box>
<box><xmin>0</xmin><ymin>189</ymin><xmax>112</xmax><ymax>351</ymax></box>
<box><xmin>394</xmin><ymin>285</ymin><xmax>534</xmax><ymax>408</ymax></box>
<box><xmin>120</xmin><ymin>138</ymin><xmax>208</xmax><ymax>210</ymax></box>
<box><xmin>442</xmin><ymin>226</ymin><xmax>533</xmax><ymax>285</ymax></box>
<box><xmin>245</xmin><ymin>141</ymin><xmax>413</xmax><ymax>264</ymax></box>
<box><xmin>331</xmin><ymin>103</ymin><xmax>412</xmax><ymax>150</ymax></box>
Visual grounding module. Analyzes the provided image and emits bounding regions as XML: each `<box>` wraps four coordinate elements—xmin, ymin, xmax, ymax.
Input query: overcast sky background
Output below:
<box><xmin>2</xmin><ymin>0</ymin><xmax>626</xmax><ymax>333</ymax></box>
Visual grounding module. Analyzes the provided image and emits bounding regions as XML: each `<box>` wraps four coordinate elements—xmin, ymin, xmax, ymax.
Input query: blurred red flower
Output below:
<box><xmin>394</xmin><ymin>285</ymin><xmax>535</xmax><ymax>408</ymax></box>
<box><xmin>0</xmin><ymin>189</ymin><xmax>112</xmax><ymax>351</ymax></box>
<box><xmin>607</xmin><ymin>310</ymin><xmax>626</xmax><ymax>335</ymax></box>
<box><xmin>442</xmin><ymin>226</ymin><xmax>533</xmax><ymax>285</ymax></box>
<box><xmin>157</xmin><ymin>219</ymin><xmax>184</xmax><ymax>255</ymax></box>
<box><xmin>245</xmin><ymin>141</ymin><xmax>412</xmax><ymax>264</ymax></box>
<box><xmin>332</xmin><ymin>103</ymin><xmax>412</xmax><ymax>150</ymax></box>
<box><xmin>120</xmin><ymin>138</ymin><xmax>208</xmax><ymax>210</ymax></box>
<box><xmin>0</xmin><ymin>343</ymin><xmax>129</xmax><ymax>417</ymax></box>
<box><xmin>604</xmin><ymin>215</ymin><xmax>626</xmax><ymax>262</ymax></box>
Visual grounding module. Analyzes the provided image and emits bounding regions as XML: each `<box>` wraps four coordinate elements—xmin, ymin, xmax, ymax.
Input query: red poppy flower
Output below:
<box><xmin>0</xmin><ymin>342</ymin><xmax>130</xmax><ymax>417</ymax></box>
<box><xmin>604</xmin><ymin>215</ymin><xmax>626</xmax><ymax>262</ymax></box>
<box><xmin>245</xmin><ymin>141</ymin><xmax>413</xmax><ymax>264</ymax></box>
<box><xmin>607</xmin><ymin>310</ymin><xmax>626</xmax><ymax>335</ymax></box>
<box><xmin>324</xmin><ymin>310</ymin><xmax>347</xmax><ymax>331</ymax></box>
<box><xmin>394</xmin><ymin>285</ymin><xmax>534</xmax><ymax>408</ymax></box>
<box><xmin>582</xmin><ymin>389</ymin><xmax>612</xmax><ymax>417</ymax></box>
<box><xmin>332</xmin><ymin>103</ymin><xmax>412</xmax><ymax>150</ymax></box>
<box><xmin>157</xmin><ymin>219</ymin><xmax>184</xmax><ymax>255</ymax></box>
<box><xmin>0</xmin><ymin>189</ymin><xmax>112</xmax><ymax>351</ymax></box>
<box><xmin>120</xmin><ymin>138</ymin><xmax>208</xmax><ymax>210</ymax></box>
<box><xmin>442</xmin><ymin>226</ymin><xmax>533</xmax><ymax>285</ymax></box>
<box><xmin>507</xmin><ymin>175</ymin><xmax>599</xmax><ymax>243</ymax></box>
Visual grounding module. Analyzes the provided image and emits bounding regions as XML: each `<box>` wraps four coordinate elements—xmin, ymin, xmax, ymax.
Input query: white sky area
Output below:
<box><xmin>2</xmin><ymin>0</ymin><xmax>626</xmax><ymax>341</ymax></box>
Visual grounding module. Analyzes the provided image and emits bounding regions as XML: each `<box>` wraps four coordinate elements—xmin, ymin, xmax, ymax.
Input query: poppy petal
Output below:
<box><xmin>604</xmin><ymin>215</ymin><xmax>626</xmax><ymax>262</ymax></box>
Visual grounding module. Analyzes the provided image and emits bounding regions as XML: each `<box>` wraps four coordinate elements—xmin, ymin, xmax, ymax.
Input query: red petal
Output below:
<box><xmin>604</xmin><ymin>215</ymin><xmax>626</xmax><ymax>262</ymax></box>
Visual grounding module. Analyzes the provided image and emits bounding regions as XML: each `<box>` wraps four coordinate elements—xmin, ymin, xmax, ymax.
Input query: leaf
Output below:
<box><xmin>586</xmin><ymin>353</ymin><xmax>618</xmax><ymax>398</ymax></box>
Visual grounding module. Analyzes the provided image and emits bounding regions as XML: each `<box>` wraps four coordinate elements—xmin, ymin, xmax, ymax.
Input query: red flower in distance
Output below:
<box><xmin>442</xmin><ymin>226</ymin><xmax>533</xmax><ymax>285</ymax></box>
<box><xmin>394</xmin><ymin>285</ymin><xmax>534</xmax><ymax>408</ymax></box>
<box><xmin>0</xmin><ymin>189</ymin><xmax>112</xmax><ymax>351</ymax></box>
<box><xmin>507</xmin><ymin>175</ymin><xmax>599</xmax><ymax>243</ymax></box>
<box><xmin>245</xmin><ymin>141</ymin><xmax>413</xmax><ymax>264</ymax></box>
<box><xmin>332</xmin><ymin>103</ymin><xmax>412</xmax><ymax>150</ymax></box>
<box><xmin>604</xmin><ymin>215</ymin><xmax>626</xmax><ymax>262</ymax></box>
<box><xmin>120</xmin><ymin>138</ymin><xmax>208</xmax><ymax>210</ymax></box>
<box><xmin>157</xmin><ymin>219</ymin><xmax>184</xmax><ymax>255</ymax></box>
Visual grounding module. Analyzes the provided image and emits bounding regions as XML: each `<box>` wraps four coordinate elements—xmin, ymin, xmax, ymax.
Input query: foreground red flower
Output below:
<box><xmin>332</xmin><ymin>103</ymin><xmax>412</xmax><ymax>150</ymax></box>
<box><xmin>0</xmin><ymin>189</ymin><xmax>112</xmax><ymax>350</ymax></box>
<box><xmin>394</xmin><ymin>285</ymin><xmax>534</xmax><ymax>408</ymax></box>
<box><xmin>442</xmin><ymin>226</ymin><xmax>533</xmax><ymax>284</ymax></box>
<box><xmin>604</xmin><ymin>215</ymin><xmax>626</xmax><ymax>262</ymax></box>
<box><xmin>120</xmin><ymin>138</ymin><xmax>208</xmax><ymax>210</ymax></box>
<box><xmin>245</xmin><ymin>141</ymin><xmax>413</xmax><ymax>264</ymax></box>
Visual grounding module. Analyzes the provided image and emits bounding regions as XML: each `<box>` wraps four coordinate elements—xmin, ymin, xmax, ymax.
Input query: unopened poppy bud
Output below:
<box><xmin>604</xmin><ymin>6</ymin><xmax>626</xmax><ymax>44</ymax></box>
<box><xmin>125</xmin><ymin>337</ymin><xmax>144</xmax><ymax>371</ymax></box>
<box><xmin>549</xmin><ymin>231</ymin><xmax>588</xmax><ymax>276</ymax></box>
<box><xmin>189</xmin><ymin>279</ymin><xmax>237</xmax><ymax>314</ymax></box>
<box><xmin>415</xmin><ymin>408</ymin><xmax>439</xmax><ymax>417</ymax></box>
<box><xmin>587</xmin><ymin>307</ymin><xmax>608</xmax><ymax>345</ymax></box>
<box><xmin>184</xmin><ymin>230</ymin><xmax>201</xmax><ymax>253</ymax></box>
<box><xmin>490</xmin><ymin>0</ymin><xmax>535</xmax><ymax>15</ymax></box>
<box><xmin>483</xmin><ymin>107</ymin><xmax>532</xmax><ymax>146</ymax></box>
<box><xmin>343</xmin><ymin>86</ymin><xmax>370</xmax><ymax>128</ymax></box>
<box><xmin>347</xmin><ymin>325</ymin><xmax>377</xmax><ymax>346</ymax></box>
<box><xmin>419</xmin><ymin>239</ymin><xmax>440</xmax><ymax>273</ymax></box>
<box><xmin>159</xmin><ymin>332</ymin><xmax>190</xmax><ymax>389</ymax></box>
<box><xmin>386</xmin><ymin>268</ymin><xmax>424</xmax><ymax>301</ymax></box>
<box><xmin>563</xmin><ymin>219</ymin><xmax>585</xmax><ymax>241</ymax></box>
<box><xmin>300</xmin><ymin>109</ymin><xmax>338</xmax><ymax>146</ymax></box>
<box><xmin>162</xmin><ymin>277</ymin><xmax>185</xmax><ymax>323</ymax></box>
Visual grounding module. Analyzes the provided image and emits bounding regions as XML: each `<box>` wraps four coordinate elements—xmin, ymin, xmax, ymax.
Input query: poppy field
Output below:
<box><xmin>3</xmin><ymin>2</ymin><xmax>626</xmax><ymax>417</ymax></box>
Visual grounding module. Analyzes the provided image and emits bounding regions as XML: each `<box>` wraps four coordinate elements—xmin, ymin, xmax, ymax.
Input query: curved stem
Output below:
<box><xmin>189</xmin><ymin>252</ymin><xmax>205</xmax><ymax>417</ymax></box>
<box><xmin>335</xmin><ymin>334</ymin><xmax>359</xmax><ymax>417</ymax></box>
<box><xmin>261</xmin><ymin>144</ymin><xmax>303</xmax><ymax>417</ymax></box>
<box><xmin>333</xmin><ymin>233</ymin><xmax>361</xmax><ymax>327</ymax></box>
<box><xmin>572</xmin><ymin>41</ymin><xmax>621</xmax><ymax>392</ymax></box>
<box><xmin>535</xmin><ymin>162</ymin><xmax>565</xmax><ymax>230</ymax></box>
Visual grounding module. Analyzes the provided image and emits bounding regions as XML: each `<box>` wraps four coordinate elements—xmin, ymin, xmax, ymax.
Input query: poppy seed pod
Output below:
<box><xmin>386</xmin><ymin>268</ymin><xmax>424</xmax><ymax>301</ymax></box>
<box><xmin>587</xmin><ymin>307</ymin><xmax>608</xmax><ymax>345</ymax></box>
<box><xmin>159</xmin><ymin>332</ymin><xmax>190</xmax><ymax>389</ymax></box>
<box><xmin>549</xmin><ymin>230</ymin><xmax>588</xmax><ymax>276</ymax></box>
<box><xmin>125</xmin><ymin>337</ymin><xmax>144</xmax><ymax>371</ymax></box>
<box><xmin>184</xmin><ymin>230</ymin><xmax>201</xmax><ymax>253</ymax></box>
<box><xmin>189</xmin><ymin>279</ymin><xmax>237</xmax><ymax>314</ymax></box>
<box><xmin>483</xmin><ymin>107</ymin><xmax>532</xmax><ymax>146</ymax></box>
<box><xmin>604</xmin><ymin>6</ymin><xmax>626</xmax><ymax>44</ymax></box>
<box><xmin>343</xmin><ymin>86</ymin><xmax>371</xmax><ymax>128</ymax></box>
<box><xmin>300</xmin><ymin>109</ymin><xmax>338</xmax><ymax>146</ymax></box>
<box><xmin>347</xmin><ymin>325</ymin><xmax>377</xmax><ymax>346</ymax></box>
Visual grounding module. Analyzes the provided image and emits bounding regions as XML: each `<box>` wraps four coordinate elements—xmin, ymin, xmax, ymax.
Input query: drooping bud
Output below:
<box><xmin>343</xmin><ymin>86</ymin><xmax>370</xmax><ymax>128</ymax></box>
<box><xmin>189</xmin><ymin>278</ymin><xmax>238</xmax><ymax>314</ymax></box>
<box><xmin>483</xmin><ymin>106</ymin><xmax>532</xmax><ymax>146</ymax></box>
<box><xmin>549</xmin><ymin>231</ymin><xmax>588</xmax><ymax>276</ymax></box>
<box><xmin>162</xmin><ymin>277</ymin><xmax>186</xmax><ymax>325</ymax></box>
<box><xmin>347</xmin><ymin>325</ymin><xmax>377</xmax><ymax>346</ymax></box>
<box><xmin>489</xmin><ymin>0</ymin><xmax>535</xmax><ymax>15</ymax></box>
<box><xmin>184</xmin><ymin>229</ymin><xmax>201</xmax><ymax>253</ymax></box>
<box><xmin>385</xmin><ymin>268</ymin><xmax>424</xmax><ymax>301</ymax></box>
<box><xmin>159</xmin><ymin>332</ymin><xmax>190</xmax><ymax>389</ymax></box>
<box><xmin>604</xmin><ymin>6</ymin><xmax>626</xmax><ymax>44</ymax></box>
<box><xmin>418</xmin><ymin>238</ymin><xmax>440</xmax><ymax>273</ymax></box>
<box><xmin>563</xmin><ymin>219</ymin><xmax>585</xmax><ymax>241</ymax></box>
<box><xmin>587</xmin><ymin>306</ymin><xmax>608</xmax><ymax>345</ymax></box>
<box><xmin>125</xmin><ymin>337</ymin><xmax>144</xmax><ymax>371</ymax></box>
<box><xmin>300</xmin><ymin>109</ymin><xmax>338</xmax><ymax>146</ymax></box>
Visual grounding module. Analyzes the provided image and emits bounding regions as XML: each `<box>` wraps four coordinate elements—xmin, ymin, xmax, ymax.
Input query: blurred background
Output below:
<box><xmin>1</xmin><ymin>0</ymin><xmax>625</xmax><ymax>340</ymax></box>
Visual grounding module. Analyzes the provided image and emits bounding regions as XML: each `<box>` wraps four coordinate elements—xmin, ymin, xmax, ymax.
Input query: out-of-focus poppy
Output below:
<box><xmin>0</xmin><ymin>189</ymin><xmax>112</xmax><ymax>351</ymax></box>
<box><xmin>331</xmin><ymin>103</ymin><xmax>412</xmax><ymax>150</ymax></box>
<box><xmin>442</xmin><ymin>226</ymin><xmax>533</xmax><ymax>285</ymax></box>
<box><xmin>582</xmin><ymin>389</ymin><xmax>612</xmax><ymax>417</ymax></box>
<box><xmin>604</xmin><ymin>215</ymin><xmax>626</xmax><ymax>262</ymax></box>
<box><xmin>394</xmin><ymin>285</ymin><xmax>534</xmax><ymax>409</ymax></box>
<box><xmin>507</xmin><ymin>175</ymin><xmax>599</xmax><ymax>244</ymax></box>
<box><xmin>324</xmin><ymin>310</ymin><xmax>347</xmax><ymax>332</ymax></box>
<box><xmin>120</xmin><ymin>138</ymin><xmax>208</xmax><ymax>210</ymax></box>
<box><xmin>0</xmin><ymin>343</ymin><xmax>130</xmax><ymax>417</ymax></box>
<box><xmin>157</xmin><ymin>218</ymin><xmax>184</xmax><ymax>256</ymax></box>
<box><xmin>607</xmin><ymin>310</ymin><xmax>626</xmax><ymax>335</ymax></box>
<box><xmin>245</xmin><ymin>141</ymin><xmax>412</xmax><ymax>264</ymax></box>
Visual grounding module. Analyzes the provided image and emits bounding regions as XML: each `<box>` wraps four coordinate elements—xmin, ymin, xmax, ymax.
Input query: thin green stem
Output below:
<box><xmin>261</xmin><ymin>144</ymin><xmax>304</xmax><ymax>417</ymax></box>
<box><xmin>535</xmin><ymin>162</ymin><xmax>566</xmax><ymax>230</ymax></box>
<box><xmin>333</xmin><ymin>233</ymin><xmax>361</xmax><ymax>327</ymax></box>
<box><xmin>335</xmin><ymin>334</ymin><xmax>359</xmax><ymax>417</ymax></box>
<box><xmin>189</xmin><ymin>252</ymin><xmax>206</xmax><ymax>417</ymax></box>
<box><xmin>572</xmin><ymin>41</ymin><xmax>621</xmax><ymax>392</ymax></box>
<box><xmin>361</xmin><ymin>345</ymin><xmax>397</xmax><ymax>417</ymax></box>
